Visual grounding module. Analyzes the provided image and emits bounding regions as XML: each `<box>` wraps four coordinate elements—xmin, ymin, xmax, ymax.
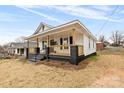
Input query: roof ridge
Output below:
<box><xmin>33</xmin><ymin>21</ymin><xmax>53</xmax><ymax>35</ymax></box>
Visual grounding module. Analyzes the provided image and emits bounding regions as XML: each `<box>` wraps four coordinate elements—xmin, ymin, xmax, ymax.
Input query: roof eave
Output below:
<box><xmin>25</xmin><ymin>20</ymin><xmax>97</xmax><ymax>41</ymax></box>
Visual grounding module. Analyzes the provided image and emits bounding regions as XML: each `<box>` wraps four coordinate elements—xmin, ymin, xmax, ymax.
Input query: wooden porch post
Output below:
<box><xmin>47</xmin><ymin>35</ymin><xmax>50</xmax><ymax>47</ymax></box>
<box><xmin>36</xmin><ymin>38</ymin><xmax>39</xmax><ymax>48</ymax></box>
<box><xmin>27</xmin><ymin>40</ymin><xmax>29</xmax><ymax>48</ymax></box>
<box><xmin>26</xmin><ymin>40</ymin><xmax>29</xmax><ymax>59</ymax></box>
<box><xmin>36</xmin><ymin>37</ymin><xmax>40</xmax><ymax>54</ymax></box>
<box><xmin>46</xmin><ymin>35</ymin><xmax>50</xmax><ymax>60</ymax></box>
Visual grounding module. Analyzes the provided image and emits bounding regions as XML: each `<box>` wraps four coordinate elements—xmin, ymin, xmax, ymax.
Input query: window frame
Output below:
<box><xmin>89</xmin><ymin>37</ymin><xmax>91</xmax><ymax>49</ymax></box>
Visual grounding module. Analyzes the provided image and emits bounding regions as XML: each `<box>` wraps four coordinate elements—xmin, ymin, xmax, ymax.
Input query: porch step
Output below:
<box><xmin>29</xmin><ymin>58</ymin><xmax>36</xmax><ymax>62</ymax></box>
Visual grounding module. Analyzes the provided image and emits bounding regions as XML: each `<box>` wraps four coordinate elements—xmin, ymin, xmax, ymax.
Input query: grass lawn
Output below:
<box><xmin>0</xmin><ymin>47</ymin><xmax>124</xmax><ymax>88</ymax></box>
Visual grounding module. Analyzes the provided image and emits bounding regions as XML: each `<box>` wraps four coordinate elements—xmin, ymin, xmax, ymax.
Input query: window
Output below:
<box><xmin>42</xmin><ymin>41</ymin><xmax>47</xmax><ymax>50</ymax></box>
<box><xmin>60</xmin><ymin>38</ymin><xmax>63</xmax><ymax>50</ymax></box>
<box><xmin>63</xmin><ymin>38</ymin><xmax>68</xmax><ymax>44</ymax></box>
<box><xmin>63</xmin><ymin>37</ymin><xmax>68</xmax><ymax>49</ymax></box>
<box><xmin>93</xmin><ymin>41</ymin><xmax>94</xmax><ymax>48</ymax></box>
<box><xmin>69</xmin><ymin>36</ymin><xmax>73</xmax><ymax>44</ymax></box>
<box><xmin>89</xmin><ymin>37</ymin><xmax>90</xmax><ymax>49</ymax></box>
<box><xmin>20</xmin><ymin>48</ymin><xmax>24</xmax><ymax>54</ymax></box>
<box><xmin>17</xmin><ymin>49</ymin><xmax>19</xmax><ymax>53</ymax></box>
<box><xmin>50</xmin><ymin>39</ymin><xmax>55</xmax><ymax>45</ymax></box>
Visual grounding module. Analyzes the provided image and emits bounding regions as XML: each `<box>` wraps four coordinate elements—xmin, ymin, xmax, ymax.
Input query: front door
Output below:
<box><xmin>40</xmin><ymin>41</ymin><xmax>47</xmax><ymax>54</ymax></box>
<box><xmin>59</xmin><ymin>37</ymin><xmax>69</xmax><ymax>54</ymax></box>
<box><xmin>50</xmin><ymin>39</ymin><xmax>54</xmax><ymax>52</ymax></box>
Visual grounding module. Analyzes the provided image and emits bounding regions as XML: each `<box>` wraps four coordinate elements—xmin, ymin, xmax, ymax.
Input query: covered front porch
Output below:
<box><xmin>26</xmin><ymin>25</ymin><xmax>84</xmax><ymax>65</ymax></box>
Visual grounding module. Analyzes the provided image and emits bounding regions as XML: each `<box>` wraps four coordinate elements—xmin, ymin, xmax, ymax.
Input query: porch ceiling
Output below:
<box><xmin>27</xmin><ymin>24</ymin><xmax>79</xmax><ymax>41</ymax></box>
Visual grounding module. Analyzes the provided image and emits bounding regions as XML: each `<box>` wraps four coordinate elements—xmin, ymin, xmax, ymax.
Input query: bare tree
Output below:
<box><xmin>3</xmin><ymin>43</ymin><xmax>10</xmax><ymax>52</ymax></box>
<box><xmin>99</xmin><ymin>35</ymin><xmax>105</xmax><ymax>42</ymax></box>
<box><xmin>15</xmin><ymin>36</ymin><xmax>26</xmax><ymax>43</ymax></box>
<box><xmin>98</xmin><ymin>35</ymin><xmax>109</xmax><ymax>47</ymax></box>
<box><xmin>110</xmin><ymin>30</ymin><xmax>124</xmax><ymax>46</ymax></box>
<box><xmin>0</xmin><ymin>45</ymin><xmax>4</xmax><ymax>53</ymax></box>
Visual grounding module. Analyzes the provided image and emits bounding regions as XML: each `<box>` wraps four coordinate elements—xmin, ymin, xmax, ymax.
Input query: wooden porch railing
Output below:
<box><xmin>78</xmin><ymin>45</ymin><xmax>84</xmax><ymax>56</ymax></box>
<box><xmin>49</xmin><ymin>45</ymin><xmax>70</xmax><ymax>56</ymax></box>
<box><xmin>28</xmin><ymin>45</ymin><xmax>84</xmax><ymax>57</ymax></box>
<box><xmin>27</xmin><ymin>45</ymin><xmax>84</xmax><ymax>65</ymax></box>
<box><xmin>49</xmin><ymin>45</ymin><xmax>84</xmax><ymax>56</ymax></box>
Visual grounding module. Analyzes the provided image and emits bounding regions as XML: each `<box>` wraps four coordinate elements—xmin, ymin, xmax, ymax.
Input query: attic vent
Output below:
<box><xmin>72</xmin><ymin>28</ymin><xmax>75</xmax><ymax>31</ymax></box>
<box><xmin>42</xmin><ymin>25</ymin><xmax>45</xmax><ymax>31</ymax></box>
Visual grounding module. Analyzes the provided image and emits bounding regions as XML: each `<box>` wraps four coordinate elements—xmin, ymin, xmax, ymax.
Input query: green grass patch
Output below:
<box><xmin>87</xmin><ymin>55</ymin><xmax>99</xmax><ymax>61</ymax></box>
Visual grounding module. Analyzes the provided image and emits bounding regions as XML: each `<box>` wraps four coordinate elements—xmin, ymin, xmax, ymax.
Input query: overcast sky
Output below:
<box><xmin>0</xmin><ymin>5</ymin><xmax>124</xmax><ymax>45</ymax></box>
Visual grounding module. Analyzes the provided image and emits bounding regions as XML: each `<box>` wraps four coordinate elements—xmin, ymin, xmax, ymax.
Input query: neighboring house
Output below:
<box><xmin>0</xmin><ymin>46</ymin><xmax>5</xmax><ymax>58</ymax></box>
<box><xmin>8</xmin><ymin>42</ymin><xmax>37</xmax><ymax>57</ymax></box>
<box><xmin>96</xmin><ymin>42</ymin><xmax>104</xmax><ymax>51</ymax></box>
<box><xmin>25</xmin><ymin>20</ymin><xmax>97</xmax><ymax>65</ymax></box>
<box><xmin>0</xmin><ymin>46</ymin><xmax>4</xmax><ymax>53</ymax></box>
<box><xmin>120</xmin><ymin>40</ymin><xmax>124</xmax><ymax>47</ymax></box>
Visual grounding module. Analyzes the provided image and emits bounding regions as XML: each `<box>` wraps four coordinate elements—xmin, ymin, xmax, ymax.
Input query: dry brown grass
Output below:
<box><xmin>0</xmin><ymin>59</ymin><xmax>101</xmax><ymax>88</ymax></box>
<box><xmin>0</xmin><ymin>47</ymin><xmax>124</xmax><ymax>88</ymax></box>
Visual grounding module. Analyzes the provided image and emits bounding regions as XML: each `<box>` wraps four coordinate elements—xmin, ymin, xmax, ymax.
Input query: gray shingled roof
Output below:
<box><xmin>10</xmin><ymin>42</ymin><xmax>37</xmax><ymax>48</ymax></box>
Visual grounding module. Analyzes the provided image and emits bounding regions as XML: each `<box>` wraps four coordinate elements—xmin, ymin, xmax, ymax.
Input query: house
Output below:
<box><xmin>96</xmin><ymin>42</ymin><xmax>104</xmax><ymax>51</ymax></box>
<box><xmin>25</xmin><ymin>20</ymin><xmax>97</xmax><ymax>65</ymax></box>
<box><xmin>120</xmin><ymin>40</ymin><xmax>124</xmax><ymax>47</ymax></box>
<box><xmin>8</xmin><ymin>42</ymin><xmax>37</xmax><ymax>57</ymax></box>
<box><xmin>0</xmin><ymin>46</ymin><xmax>4</xmax><ymax>53</ymax></box>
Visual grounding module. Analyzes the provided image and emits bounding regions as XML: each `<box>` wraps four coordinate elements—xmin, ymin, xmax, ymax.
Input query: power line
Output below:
<box><xmin>96</xmin><ymin>6</ymin><xmax>119</xmax><ymax>38</ymax></box>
